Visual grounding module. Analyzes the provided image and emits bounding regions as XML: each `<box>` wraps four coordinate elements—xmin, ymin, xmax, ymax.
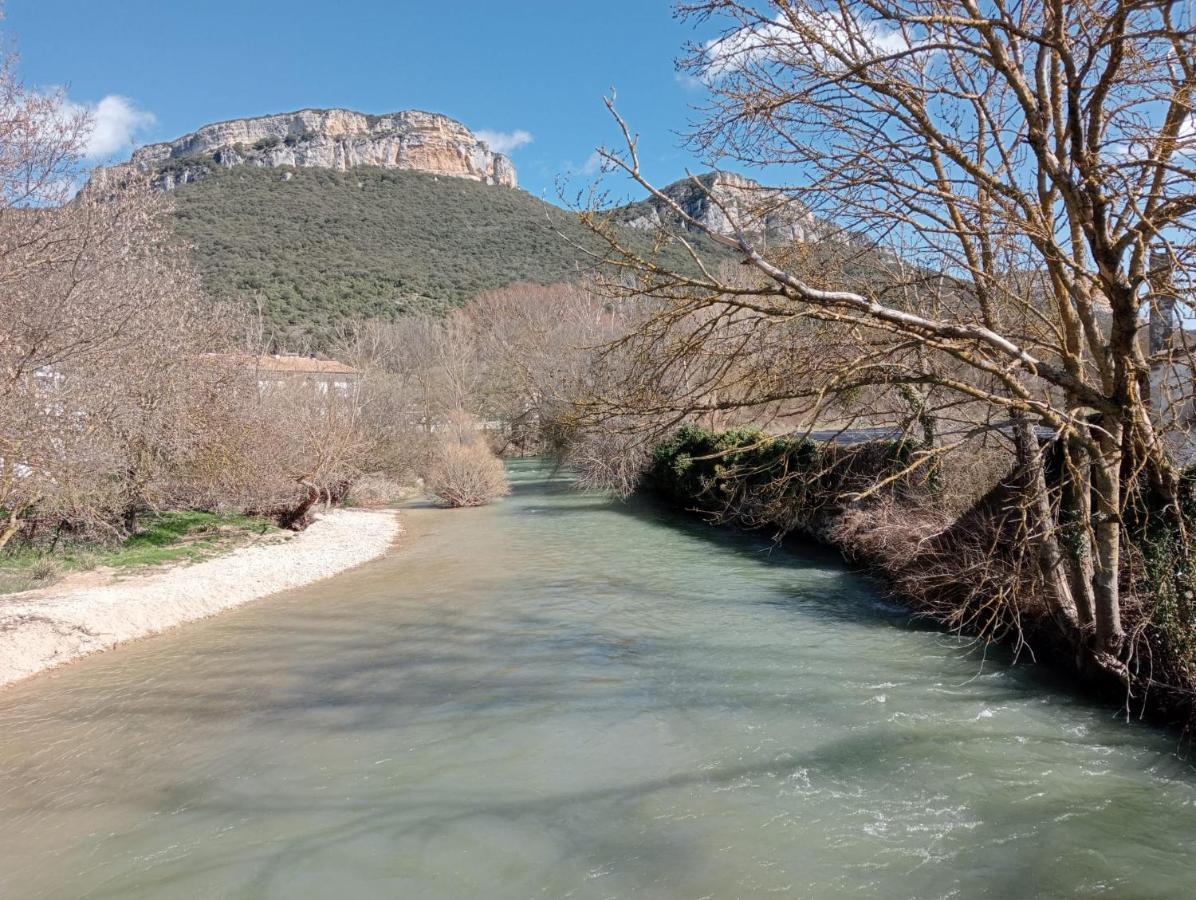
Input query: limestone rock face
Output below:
<box><xmin>619</xmin><ymin>172</ymin><xmax>818</xmax><ymax>242</ymax></box>
<box><xmin>130</xmin><ymin>108</ymin><xmax>518</xmax><ymax>190</ymax></box>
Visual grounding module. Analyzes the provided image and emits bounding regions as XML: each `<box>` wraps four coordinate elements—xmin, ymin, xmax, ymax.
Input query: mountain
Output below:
<box><xmin>614</xmin><ymin>172</ymin><xmax>822</xmax><ymax>243</ymax></box>
<box><xmin>121</xmin><ymin>110</ymin><xmax>765</xmax><ymax>345</ymax></box>
<box><xmin>131</xmin><ymin>108</ymin><xmax>517</xmax><ymax>190</ymax></box>
<box><xmin>167</xmin><ymin>165</ymin><xmax>593</xmax><ymax>340</ymax></box>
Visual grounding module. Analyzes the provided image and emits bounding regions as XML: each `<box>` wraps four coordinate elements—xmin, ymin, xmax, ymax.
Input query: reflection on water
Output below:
<box><xmin>0</xmin><ymin>461</ymin><xmax>1193</xmax><ymax>899</ymax></box>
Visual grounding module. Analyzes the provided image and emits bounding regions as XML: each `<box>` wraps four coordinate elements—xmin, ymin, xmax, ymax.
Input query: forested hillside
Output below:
<box><xmin>168</xmin><ymin>165</ymin><xmax>726</xmax><ymax>343</ymax></box>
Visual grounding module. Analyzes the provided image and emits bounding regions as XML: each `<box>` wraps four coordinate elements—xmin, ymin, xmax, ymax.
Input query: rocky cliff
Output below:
<box><xmin>130</xmin><ymin>108</ymin><xmax>517</xmax><ymax>190</ymax></box>
<box><xmin>616</xmin><ymin>172</ymin><xmax>819</xmax><ymax>242</ymax></box>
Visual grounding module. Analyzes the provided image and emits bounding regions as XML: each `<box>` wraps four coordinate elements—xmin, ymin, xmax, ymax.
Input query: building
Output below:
<box><xmin>249</xmin><ymin>355</ymin><xmax>360</xmax><ymax>397</ymax></box>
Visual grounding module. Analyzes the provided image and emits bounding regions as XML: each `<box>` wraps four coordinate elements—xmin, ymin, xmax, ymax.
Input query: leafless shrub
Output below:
<box><xmin>425</xmin><ymin>421</ymin><xmax>510</xmax><ymax>508</ymax></box>
<box><xmin>220</xmin><ymin>376</ymin><xmax>370</xmax><ymax>529</ymax></box>
<box><xmin>567</xmin><ymin>424</ymin><xmax>653</xmax><ymax>497</ymax></box>
<box><xmin>346</xmin><ymin>473</ymin><xmax>411</xmax><ymax>509</ymax></box>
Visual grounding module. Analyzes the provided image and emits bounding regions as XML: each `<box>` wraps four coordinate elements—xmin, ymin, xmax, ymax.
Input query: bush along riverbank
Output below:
<box><xmin>643</xmin><ymin>426</ymin><xmax>1196</xmax><ymax>731</ymax></box>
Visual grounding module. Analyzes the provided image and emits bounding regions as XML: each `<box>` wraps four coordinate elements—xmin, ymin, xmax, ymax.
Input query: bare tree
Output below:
<box><xmin>0</xmin><ymin>47</ymin><xmax>87</xmax><ymax>211</ymax></box>
<box><xmin>584</xmin><ymin>0</ymin><xmax>1196</xmax><ymax>678</ymax></box>
<box><xmin>1</xmin><ymin>171</ymin><xmax>262</xmax><ymax>545</ymax></box>
<box><xmin>464</xmin><ymin>282</ymin><xmax>628</xmax><ymax>451</ymax></box>
<box><xmin>0</xmin><ymin>42</ymin><xmax>215</xmax><ymax>546</ymax></box>
<box><xmin>0</xmin><ymin>40</ymin><xmax>371</xmax><ymax>542</ymax></box>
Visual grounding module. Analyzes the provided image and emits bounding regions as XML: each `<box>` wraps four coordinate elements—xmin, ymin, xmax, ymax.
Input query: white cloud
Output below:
<box><xmin>87</xmin><ymin>95</ymin><xmax>156</xmax><ymax>158</ymax></box>
<box><xmin>558</xmin><ymin>150</ymin><xmax>606</xmax><ymax>181</ymax></box>
<box><xmin>57</xmin><ymin>93</ymin><xmax>156</xmax><ymax>160</ymax></box>
<box><xmin>702</xmin><ymin>11</ymin><xmax>912</xmax><ymax>80</ymax></box>
<box><xmin>476</xmin><ymin>127</ymin><xmax>533</xmax><ymax>154</ymax></box>
<box><xmin>701</xmin><ymin>14</ymin><xmax>789</xmax><ymax>78</ymax></box>
<box><xmin>477</xmin><ymin>128</ymin><xmax>533</xmax><ymax>154</ymax></box>
<box><xmin>581</xmin><ymin>150</ymin><xmax>603</xmax><ymax>175</ymax></box>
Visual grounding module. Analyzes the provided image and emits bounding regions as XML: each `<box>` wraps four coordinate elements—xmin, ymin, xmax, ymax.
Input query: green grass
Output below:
<box><xmin>0</xmin><ymin>510</ymin><xmax>280</xmax><ymax>594</ymax></box>
<box><xmin>109</xmin><ymin>511</ymin><xmax>277</xmax><ymax>567</ymax></box>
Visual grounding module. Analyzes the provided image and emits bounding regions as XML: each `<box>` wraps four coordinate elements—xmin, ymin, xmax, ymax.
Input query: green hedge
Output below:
<box><xmin>646</xmin><ymin>424</ymin><xmax>918</xmax><ymax>528</ymax></box>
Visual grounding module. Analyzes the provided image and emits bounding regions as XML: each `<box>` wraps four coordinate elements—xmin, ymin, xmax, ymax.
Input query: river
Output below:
<box><xmin>0</xmin><ymin>461</ymin><xmax>1193</xmax><ymax>898</ymax></box>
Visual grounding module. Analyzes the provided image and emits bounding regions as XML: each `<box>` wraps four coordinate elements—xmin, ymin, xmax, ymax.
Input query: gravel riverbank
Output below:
<box><xmin>0</xmin><ymin>509</ymin><xmax>400</xmax><ymax>688</ymax></box>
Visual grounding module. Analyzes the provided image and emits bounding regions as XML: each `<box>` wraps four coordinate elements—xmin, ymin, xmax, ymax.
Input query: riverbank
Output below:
<box><xmin>0</xmin><ymin>508</ymin><xmax>401</xmax><ymax>688</ymax></box>
<box><xmin>641</xmin><ymin>426</ymin><xmax>1195</xmax><ymax>730</ymax></box>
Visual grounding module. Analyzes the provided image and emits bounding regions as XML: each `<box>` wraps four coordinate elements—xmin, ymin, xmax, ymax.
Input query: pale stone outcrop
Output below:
<box><xmin>619</xmin><ymin>171</ymin><xmax>819</xmax><ymax>242</ymax></box>
<box><xmin>130</xmin><ymin>108</ymin><xmax>517</xmax><ymax>190</ymax></box>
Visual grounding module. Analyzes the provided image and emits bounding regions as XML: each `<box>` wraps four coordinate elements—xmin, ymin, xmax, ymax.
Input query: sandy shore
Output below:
<box><xmin>0</xmin><ymin>508</ymin><xmax>400</xmax><ymax>688</ymax></box>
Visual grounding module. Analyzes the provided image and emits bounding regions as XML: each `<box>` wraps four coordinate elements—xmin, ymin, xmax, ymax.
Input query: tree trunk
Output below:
<box><xmin>278</xmin><ymin>484</ymin><xmax>320</xmax><ymax>531</ymax></box>
<box><xmin>0</xmin><ymin>508</ymin><xmax>24</xmax><ymax>553</ymax></box>
<box><xmin>1091</xmin><ymin>424</ymin><xmax>1125</xmax><ymax>655</ymax></box>
<box><xmin>899</xmin><ymin>383</ymin><xmax>940</xmax><ymax>492</ymax></box>
<box><xmin>1060</xmin><ymin>436</ymin><xmax>1097</xmax><ymax>632</ymax></box>
<box><xmin>1012</xmin><ymin>413</ymin><xmax>1080</xmax><ymax>637</ymax></box>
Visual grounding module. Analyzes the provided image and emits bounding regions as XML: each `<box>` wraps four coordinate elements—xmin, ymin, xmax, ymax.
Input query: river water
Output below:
<box><xmin>0</xmin><ymin>462</ymin><xmax>1194</xmax><ymax>898</ymax></box>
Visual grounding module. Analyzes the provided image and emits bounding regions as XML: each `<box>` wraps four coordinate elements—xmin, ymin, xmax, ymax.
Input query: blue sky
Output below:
<box><xmin>6</xmin><ymin>0</ymin><xmax>723</xmax><ymax>201</ymax></box>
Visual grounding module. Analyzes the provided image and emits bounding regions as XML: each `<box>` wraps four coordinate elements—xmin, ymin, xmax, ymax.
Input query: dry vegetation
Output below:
<box><xmin>426</xmin><ymin>441</ymin><xmax>511</xmax><ymax>508</ymax></box>
<box><xmin>2</xmin><ymin>152</ymin><xmax>373</xmax><ymax>546</ymax></box>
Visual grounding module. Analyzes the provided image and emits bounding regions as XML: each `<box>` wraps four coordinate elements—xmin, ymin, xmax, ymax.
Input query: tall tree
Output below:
<box><xmin>587</xmin><ymin>0</ymin><xmax>1196</xmax><ymax>674</ymax></box>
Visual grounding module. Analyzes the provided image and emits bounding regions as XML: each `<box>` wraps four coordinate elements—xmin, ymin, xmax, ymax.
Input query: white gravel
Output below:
<box><xmin>0</xmin><ymin>509</ymin><xmax>400</xmax><ymax>688</ymax></box>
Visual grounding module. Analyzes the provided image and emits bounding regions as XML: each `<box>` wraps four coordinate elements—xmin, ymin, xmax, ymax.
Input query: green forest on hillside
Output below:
<box><xmin>169</xmin><ymin>165</ymin><xmax>728</xmax><ymax>343</ymax></box>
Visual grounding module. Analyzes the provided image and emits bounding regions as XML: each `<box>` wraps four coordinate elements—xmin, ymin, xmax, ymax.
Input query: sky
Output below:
<box><xmin>5</xmin><ymin>0</ymin><xmax>726</xmax><ymax>202</ymax></box>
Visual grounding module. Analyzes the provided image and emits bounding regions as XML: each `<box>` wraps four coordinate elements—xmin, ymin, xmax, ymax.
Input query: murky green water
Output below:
<box><xmin>1</xmin><ymin>462</ymin><xmax>1194</xmax><ymax>898</ymax></box>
